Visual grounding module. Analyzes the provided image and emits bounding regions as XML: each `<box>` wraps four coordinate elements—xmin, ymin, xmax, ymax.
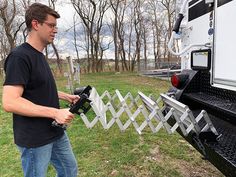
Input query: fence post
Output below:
<box><xmin>67</xmin><ymin>56</ymin><xmax>74</xmax><ymax>94</ymax></box>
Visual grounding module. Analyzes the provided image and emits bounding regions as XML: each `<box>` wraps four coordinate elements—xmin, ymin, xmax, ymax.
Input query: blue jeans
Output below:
<box><xmin>17</xmin><ymin>133</ymin><xmax>78</xmax><ymax>177</ymax></box>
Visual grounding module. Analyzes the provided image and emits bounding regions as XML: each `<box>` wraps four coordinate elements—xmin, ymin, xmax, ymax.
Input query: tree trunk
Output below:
<box><xmin>51</xmin><ymin>42</ymin><xmax>62</xmax><ymax>74</ymax></box>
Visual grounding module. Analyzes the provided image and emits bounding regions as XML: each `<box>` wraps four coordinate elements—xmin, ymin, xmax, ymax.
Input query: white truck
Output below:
<box><xmin>58</xmin><ymin>0</ymin><xmax>236</xmax><ymax>175</ymax></box>
<box><xmin>167</xmin><ymin>0</ymin><xmax>236</xmax><ymax>176</ymax></box>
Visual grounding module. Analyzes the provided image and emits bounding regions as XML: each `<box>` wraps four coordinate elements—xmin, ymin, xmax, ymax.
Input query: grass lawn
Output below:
<box><xmin>0</xmin><ymin>72</ymin><xmax>224</xmax><ymax>177</ymax></box>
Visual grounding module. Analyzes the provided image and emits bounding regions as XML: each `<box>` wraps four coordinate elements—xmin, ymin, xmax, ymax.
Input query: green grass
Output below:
<box><xmin>0</xmin><ymin>72</ymin><xmax>224</xmax><ymax>177</ymax></box>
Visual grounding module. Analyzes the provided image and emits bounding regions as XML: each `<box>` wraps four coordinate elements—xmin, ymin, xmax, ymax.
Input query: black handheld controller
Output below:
<box><xmin>69</xmin><ymin>93</ymin><xmax>91</xmax><ymax>114</ymax></box>
<box><xmin>52</xmin><ymin>85</ymin><xmax>92</xmax><ymax>130</ymax></box>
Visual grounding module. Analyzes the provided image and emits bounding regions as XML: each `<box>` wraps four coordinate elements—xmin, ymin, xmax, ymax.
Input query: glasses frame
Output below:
<box><xmin>43</xmin><ymin>21</ymin><xmax>58</xmax><ymax>30</ymax></box>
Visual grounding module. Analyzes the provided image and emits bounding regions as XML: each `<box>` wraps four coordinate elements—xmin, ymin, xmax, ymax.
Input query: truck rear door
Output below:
<box><xmin>212</xmin><ymin>0</ymin><xmax>236</xmax><ymax>91</ymax></box>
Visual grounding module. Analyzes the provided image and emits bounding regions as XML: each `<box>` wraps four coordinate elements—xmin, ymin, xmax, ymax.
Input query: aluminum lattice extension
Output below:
<box><xmin>79</xmin><ymin>87</ymin><xmax>219</xmax><ymax>136</ymax></box>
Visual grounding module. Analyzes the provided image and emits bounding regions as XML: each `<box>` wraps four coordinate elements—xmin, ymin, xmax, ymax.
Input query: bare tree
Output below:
<box><xmin>159</xmin><ymin>0</ymin><xmax>176</xmax><ymax>65</ymax></box>
<box><xmin>127</xmin><ymin>19</ymin><xmax>134</xmax><ymax>71</ymax></box>
<box><xmin>109</xmin><ymin>0</ymin><xmax>120</xmax><ymax>71</ymax></box>
<box><xmin>0</xmin><ymin>0</ymin><xmax>26</xmax><ymax>75</ymax></box>
<box><xmin>0</xmin><ymin>25</ymin><xmax>9</xmax><ymax>73</ymax></box>
<box><xmin>142</xmin><ymin>22</ymin><xmax>148</xmax><ymax>70</ymax></box>
<box><xmin>132</xmin><ymin>0</ymin><xmax>142</xmax><ymax>72</ymax></box>
<box><xmin>147</xmin><ymin>0</ymin><xmax>164</xmax><ymax>69</ymax></box>
<box><xmin>98</xmin><ymin>34</ymin><xmax>113</xmax><ymax>71</ymax></box>
<box><xmin>0</xmin><ymin>0</ymin><xmax>25</xmax><ymax>50</ymax></box>
<box><xmin>94</xmin><ymin>0</ymin><xmax>110</xmax><ymax>72</ymax></box>
<box><xmin>47</xmin><ymin>0</ymin><xmax>63</xmax><ymax>74</ymax></box>
<box><xmin>48</xmin><ymin>0</ymin><xmax>57</xmax><ymax>9</ymax></box>
<box><xmin>20</xmin><ymin>0</ymin><xmax>32</xmax><ymax>42</ymax></box>
<box><xmin>20</xmin><ymin>0</ymin><xmax>32</xmax><ymax>9</ymax></box>
<box><xmin>140</xmin><ymin>3</ymin><xmax>152</xmax><ymax>71</ymax></box>
<box><xmin>71</xmin><ymin>0</ymin><xmax>95</xmax><ymax>72</ymax></box>
<box><xmin>110</xmin><ymin>0</ymin><xmax>131</xmax><ymax>71</ymax></box>
<box><xmin>110</xmin><ymin>0</ymin><xmax>152</xmax><ymax>72</ymax></box>
<box><xmin>69</xmin><ymin>0</ymin><xmax>177</xmax><ymax>73</ymax></box>
<box><xmin>71</xmin><ymin>0</ymin><xmax>110</xmax><ymax>73</ymax></box>
<box><xmin>72</xmin><ymin>14</ymin><xmax>80</xmax><ymax>63</ymax></box>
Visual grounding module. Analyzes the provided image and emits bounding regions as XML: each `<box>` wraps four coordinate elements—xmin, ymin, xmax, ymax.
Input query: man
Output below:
<box><xmin>2</xmin><ymin>3</ymin><xmax>78</xmax><ymax>177</ymax></box>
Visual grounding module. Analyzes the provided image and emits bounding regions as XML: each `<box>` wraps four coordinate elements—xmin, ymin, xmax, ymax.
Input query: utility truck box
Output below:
<box><xmin>167</xmin><ymin>0</ymin><xmax>236</xmax><ymax>176</ymax></box>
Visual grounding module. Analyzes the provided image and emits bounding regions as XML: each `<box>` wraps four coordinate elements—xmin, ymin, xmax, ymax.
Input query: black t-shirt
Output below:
<box><xmin>4</xmin><ymin>43</ymin><xmax>64</xmax><ymax>148</ymax></box>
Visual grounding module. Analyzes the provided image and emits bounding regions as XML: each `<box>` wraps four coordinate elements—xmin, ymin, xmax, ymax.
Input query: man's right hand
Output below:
<box><xmin>53</xmin><ymin>108</ymin><xmax>75</xmax><ymax>125</ymax></box>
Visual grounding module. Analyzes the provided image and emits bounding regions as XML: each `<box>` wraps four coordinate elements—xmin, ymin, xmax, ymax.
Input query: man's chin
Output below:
<box><xmin>46</xmin><ymin>40</ymin><xmax>54</xmax><ymax>45</ymax></box>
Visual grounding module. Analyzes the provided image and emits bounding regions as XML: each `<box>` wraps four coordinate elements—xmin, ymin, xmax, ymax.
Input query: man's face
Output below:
<box><xmin>38</xmin><ymin>15</ymin><xmax>58</xmax><ymax>45</ymax></box>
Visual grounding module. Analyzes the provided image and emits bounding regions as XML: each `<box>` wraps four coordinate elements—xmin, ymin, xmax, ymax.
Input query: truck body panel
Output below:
<box><xmin>167</xmin><ymin>0</ymin><xmax>236</xmax><ymax>175</ymax></box>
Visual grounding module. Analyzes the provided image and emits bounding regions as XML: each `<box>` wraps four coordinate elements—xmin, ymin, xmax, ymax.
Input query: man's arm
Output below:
<box><xmin>2</xmin><ymin>85</ymin><xmax>74</xmax><ymax>124</ymax></box>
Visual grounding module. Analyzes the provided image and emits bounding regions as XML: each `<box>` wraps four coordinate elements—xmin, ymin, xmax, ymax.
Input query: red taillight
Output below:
<box><xmin>171</xmin><ymin>74</ymin><xmax>180</xmax><ymax>88</ymax></box>
<box><xmin>171</xmin><ymin>73</ymin><xmax>189</xmax><ymax>89</ymax></box>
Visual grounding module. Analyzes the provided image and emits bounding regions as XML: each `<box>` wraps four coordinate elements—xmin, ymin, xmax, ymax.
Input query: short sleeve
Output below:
<box><xmin>3</xmin><ymin>53</ymin><xmax>31</xmax><ymax>87</ymax></box>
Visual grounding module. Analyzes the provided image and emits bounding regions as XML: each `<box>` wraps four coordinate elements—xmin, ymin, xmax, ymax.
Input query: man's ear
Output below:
<box><xmin>31</xmin><ymin>20</ymin><xmax>39</xmax><ymax>31</ymax></box>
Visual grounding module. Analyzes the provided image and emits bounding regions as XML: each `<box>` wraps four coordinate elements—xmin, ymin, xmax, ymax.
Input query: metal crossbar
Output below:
<box><xmin>79</xmin><ymin>87</ymin><xmax>218</xmax><ymax>136</ymax></box>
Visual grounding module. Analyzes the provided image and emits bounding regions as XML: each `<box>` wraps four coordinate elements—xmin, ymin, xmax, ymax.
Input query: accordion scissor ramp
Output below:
<box><xmin>75</xmin><ymin>87</ymin><xmax>236</xmax><ymax>175</ymax></box>
<box><xmin>79</xmin><ymin>87</ymin><xmax>219</xmax><ymax>138</ymax></box>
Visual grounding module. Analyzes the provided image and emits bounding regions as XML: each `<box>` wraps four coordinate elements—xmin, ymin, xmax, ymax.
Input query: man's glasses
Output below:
<box><xmin>43</xmin><ymin>21</ymin><xmax>58</xmax><ymax>30</ymax></box>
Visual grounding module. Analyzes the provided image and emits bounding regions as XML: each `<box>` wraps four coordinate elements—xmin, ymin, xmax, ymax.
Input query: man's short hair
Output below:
<box><xmin>25</xmin><ymin>3</ymin><xmax>60</xmax><ymax>31</ymax></box>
